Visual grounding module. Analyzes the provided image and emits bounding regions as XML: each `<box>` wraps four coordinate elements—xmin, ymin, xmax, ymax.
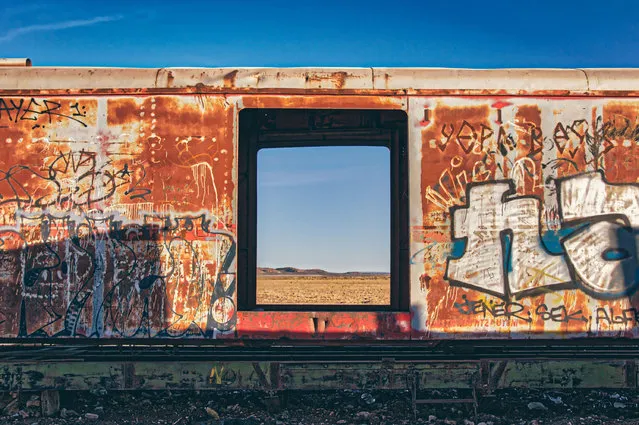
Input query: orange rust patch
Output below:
<box><xmin>0</xmin><ymin>94</ymin><xmax>237</xmax><ymax>339</ymax></box>
<box><xmin>240</xmin><ymin>95</ymin><xmax>405</xmax><ymax>110</ymax></box>
<box><xmin>104</xmin><ymin>95</ymin><xmax>236</xmax><ymax>220</ymax></box>
<box><xmin>332</xmin><ymin>72</ymin><xmax>348</xmax><ymax>90</ymax></box>
<box><xmin>304</xmin><ymin>71</ymin><xmax>350</xmax><ymax>90</ymax></box>
<box><xmin>601</xmin><ymin>101</ymin><xmax>639</xmax><ymax>182</ymax></box>
<box><xmin>107</xmin><ymin>98</ymin><xmax>138</xmax><ymax>126</ymax></box>
<box><xmin>513</xmin><ymin>104</ymin><xmax>543</xmax><ymax>196</ymax></box>
<box><xmin>223</xmin><ymin>70</ymin><xmax>238</xmax><ymax>88</ymax></box>
<box><xmin>419</xmin><ymin>102</ymin><xmax>494</xmax><ymax>326</ymax></box>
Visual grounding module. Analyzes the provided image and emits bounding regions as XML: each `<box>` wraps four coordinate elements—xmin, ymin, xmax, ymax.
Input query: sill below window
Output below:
<box><xmin>232</xmin><ymin>311</ymin><xmax>412</xmax><ymax>340</ymax></box>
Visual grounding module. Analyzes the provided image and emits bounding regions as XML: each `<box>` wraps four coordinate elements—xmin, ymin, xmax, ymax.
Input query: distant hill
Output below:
<box><xmin>257</xmin><ymin>267</ymin><xmax>389</xmax><ymax>277</ymax></box>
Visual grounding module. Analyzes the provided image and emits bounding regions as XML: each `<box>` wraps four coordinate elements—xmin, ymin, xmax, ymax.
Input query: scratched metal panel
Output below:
<box><xmin>494</xmin><ymin>360</ymin><xmax>631</xmax><ymax>388</ymax></box>
<box><xmin>3</xmin><ymin>68</ymin><xmax>639</xmax><ymax>94</ymax></box>
<box><xmin>0</xmin><ymin>360</ymin><xmax>477</xmax><ymax>391</ymax></box>
<box><xmin>411</xmin><ymin>97</ymin><xmax>639</xmax><ymax>338</ymax></box>
<box><xmin>0</xmin><ymin>95</ymin><xmax>237</xmax><ymax>338</ymax></box>
<box><xmin>0</xmin><ymin>362</ymin><xmax>272</xmax><ymax>391</ymax></box>
<box><xmin>2</xmin><ymin>89</ymin><xmax>639</xmax><ymax>341</ymax></box>
<box><xmin>2</xmin><ymin>359</ymin><xmax>635</xmax><ymax>391</ymax></box>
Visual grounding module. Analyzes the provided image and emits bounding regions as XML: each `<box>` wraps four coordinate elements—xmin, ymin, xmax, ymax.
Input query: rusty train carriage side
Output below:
<box><xmin>0</xmin><ymin>67</ymin><xmax>637</xmax><ymax>341</ymax></box>
<box><xmin>411</xmin><ymin>97</ymin><xmax>639</xmax><ymax>339</ymax></box>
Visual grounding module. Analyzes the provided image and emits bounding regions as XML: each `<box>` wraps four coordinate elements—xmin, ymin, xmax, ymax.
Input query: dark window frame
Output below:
<box><xmin>237</xmin><ymin>108</ymin><xmax>409</xmax><ymax>311</ymax></box>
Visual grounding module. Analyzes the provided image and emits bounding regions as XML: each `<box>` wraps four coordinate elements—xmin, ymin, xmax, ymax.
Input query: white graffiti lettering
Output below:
<box><xmin>447</xmin><ymin>172</ymin><xmax>638</xmax><ymax>299</ymax></box>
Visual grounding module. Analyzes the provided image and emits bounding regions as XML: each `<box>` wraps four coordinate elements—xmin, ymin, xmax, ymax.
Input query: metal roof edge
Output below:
<box><xmin>0</xmin><ymin>67</ymin><xmax>636</xmax><ymax>92</ymax></box>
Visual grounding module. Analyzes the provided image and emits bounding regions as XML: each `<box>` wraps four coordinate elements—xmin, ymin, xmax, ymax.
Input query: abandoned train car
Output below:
<box><xmin>0</xmin><ymin>64</ymin><xmax>637</xmax><ymax>342</ymax></box>
<box><xmin>2</xmin><ymin>63</ymin><xmax>639</xmax><ymax>394</ymax></box>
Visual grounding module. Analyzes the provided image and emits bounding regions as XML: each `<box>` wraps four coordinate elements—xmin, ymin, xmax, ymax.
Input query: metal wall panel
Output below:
<box><xmin>411</xmin><ymin>97</ymin><xmax>639</xmax><ymax>338</ymax></box>
<box><xmin>0</xmin><ymin>94</ymin><xmax>237</xmax><ymax>338</ymax></box>
<box><xmin>0</xmin><ymin>81</ymin><xmax>637</xmax><ymax>340</ymax></box>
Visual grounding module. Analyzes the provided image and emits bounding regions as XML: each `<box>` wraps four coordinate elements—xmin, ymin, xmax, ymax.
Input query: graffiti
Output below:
<box><xmin>453</xmin><ymin>295</ymin><xmax>531</xmax><ymax>322</ymax></box>
<box><xmin>454</xmin><ymin>296</ymin><xmax>588</xmax><ymax>323</ymax></box>
<box><xmin>0</xmin><ymin>150</ymin><xmax>151</xmax><ymax>209</ymax></box>
<box><xmin>208</xmin><ymin>364</ymin><xmax>237</xmax><ymax>386</ymax></box>
<box><xmin>0</xmin><ymin>94</ymin><xmax>237</xmax><ymax>339</ymax></box>
<box><xmin>0</xmin><ymin>98</ymin><xmax>87</xmax><ymax>128</ymax></box>
<box><xmin>598</xmin><ymin>115</ymin><xmax>639</xmax><ymax>143</ymax></box>
<box><xmin>446</xmin><ymin>179</ymin><xmax>572</xmax><ymax>298</ymax></box>
<box><xmin>0</xmin><ymin>212</ymin><xmax>236</xmax><ymax>338</ymax></box>
<box><xmin>595</xmin><ymin>306</ymin><xmax>639</xmax><ymax>326</ymax></box>
<box><xmin>424</xmin><ymin>156</ymin><xmax>493</xmax><ymax>211</ymax></box>
<box><xmin>558</xmin><ymin>173</ymin><xmax>639</xmax><ymax>297</ymax></box>
<box><xmin>535</xmin><ymin>304</ymin><xmax>588</xmax><ymax>323</ymax></box>
<box><xmin>424</xmin><ymin>113</ymin><xmax>639</xmax><ymax>213</ymax></box>
<box><xmin>433</xmin><ymin>115</ymin><xmax>636</xmax><ymax>157</ymax></box>
<box><xmin>446</xmin><ymin>172</ymin><xmax>638</xmax><ymax>300</ymax></box>
<box><xmin>437</xmin><ymin>120</ymin><xmax>498</xmax><ymax>154</ymax></box>
<box><xmin>433</xmin><ymin>118</ymin><xmax>543</xmax><ymax>163</ymax></box>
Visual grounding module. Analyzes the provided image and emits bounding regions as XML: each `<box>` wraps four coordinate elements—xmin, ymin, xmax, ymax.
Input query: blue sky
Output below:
<box><xmin>2</xmin><ymin>0</ymin><xmax>639</xmax><ymax>68</ymax></box>
<box><xmin>2</xmin><ymin>0</ymin><xmax>638</xmax><ymax>272</ymax></box>
<box><xmin>258</xmin><ymin>147</ymin><xmax>389</xmax><ymax>273</ymax></box>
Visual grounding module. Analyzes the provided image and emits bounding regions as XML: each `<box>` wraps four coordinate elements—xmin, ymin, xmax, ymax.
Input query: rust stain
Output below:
<box><xmin>105</xmin><ymin>95</ymin><xmax>235</xmax><ymax>216</ymax></box>
<box><xmin>417</xmin><ymin>97</ymin><xmax>639</xmax><ymax>338</ymax></box>
<box><xmin>304</xmin><ymin>71</ymin><xmax>350</xmax><ymax>90</ymax></box>
<box><xmin>241</xmin><ymin>95</ymin><xmax>404</xmax><ymax>110</ymax></box>
<box><xmin>0</xmin><ymin>87</ymin><xmax>637</xmax><ymax>341</ymax></box>
<box><xmin>234</xmin><ymin>312</ymin><xmax>411</xmax><ymax>339</ymax></box>
<box><xmin>0</xmin><ymin>94</ymin><xmax>236</xmax><ymax>338</ymax></box>
<box><xmin>223</xmin><ymin>70</ymin><xmax>238</xmax><ymax>89</ymax></box>
<box><xmin>419</xmin><ymin>102</ymin><xmax>494</xmax><ymax>327</ymax></box>
<box><xmin>601</xmin><ymin>102</ymin><xmax>639</xmax><ymax>183</ymax></box>
<box><xmin>107</xmin><ymin>97</ymin><xmax>138</xmax><ymax>126</ymax></box>
<box><xmin>513</xmin><ymin>104</ymin><xmax>542</xmax><ymax>197</ymax></box>
<box><xmin>331</xmin><ymin>72</ymin><xmax>348</xmax><ymax>90</ymax></box>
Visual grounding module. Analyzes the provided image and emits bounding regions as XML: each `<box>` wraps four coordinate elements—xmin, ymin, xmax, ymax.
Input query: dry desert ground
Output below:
<box><xmin>256</xmin><ymin>275</ymin><xmax>390</xmax><ymax>305</ymax></box>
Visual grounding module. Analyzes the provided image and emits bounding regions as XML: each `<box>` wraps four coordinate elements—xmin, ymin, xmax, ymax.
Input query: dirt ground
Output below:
<box><xmin>256</xmin><ymin>276</ymin><xmax>390</xmax><ymax>305</ymax></box>
<box><xmin>2</xmin><ymin>388</ymin><xmax>639</xmax><ymax>425</ymax></box>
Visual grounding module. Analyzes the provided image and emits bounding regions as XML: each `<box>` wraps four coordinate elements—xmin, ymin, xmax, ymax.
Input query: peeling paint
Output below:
<box><xmin>0</xmin><ymin>70</ymin><xmax>638</xmax><ymax>340</ymax></box>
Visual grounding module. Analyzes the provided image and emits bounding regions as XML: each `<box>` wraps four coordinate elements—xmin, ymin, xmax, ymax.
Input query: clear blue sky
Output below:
<box><xmin>2</xmin><ymin>0</ymin><xmax>639</xmax><ymax>68</ymax></box>
<box><xmin>258</xmin><ymin>147</ymin><xmax>389</xmax><ymax>273</ymax></box>
<box><xmin>2</xmin><ymin>0</ymin><xmax>638</xmax><ymax>272</ymax></box>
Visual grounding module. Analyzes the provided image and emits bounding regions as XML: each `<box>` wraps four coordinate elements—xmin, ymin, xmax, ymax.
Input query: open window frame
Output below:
<box><xmin>237</xmin><ymin>108</ymin><xmax>409</xmax><ymax>312</ymax></box>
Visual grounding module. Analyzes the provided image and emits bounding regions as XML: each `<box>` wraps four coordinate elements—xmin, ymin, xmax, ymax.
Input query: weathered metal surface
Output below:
<box><xmin>0</xmin><ymin>67</ymin><xmax>638</xmax><ymax>340</ymax></box>
<box><xmin>279</xmin><ymin>362</ymin><xmax>478</xmax><ymax>390</ymax></box>
<box><xmin>0</xmin><ymin>94</ymin><xmax>237</xmax><ymax>338</ymax></box>
<box><xmin>0</xmin><ymin>58</ymin><xmax>31</xmax><ymax>67</ymax></box>
<box><xmin>233</xmin><ymin>310</ymin><xmax>412</xmax><ymax>340</ymax></box>
<box><xmin>0</xmin><ymin>361</ymin><xmax>271</xmax><ymax>391</ymax></box>
<box><xmin>410</xmin><ymin>97</ymin><xmax>639</xmax><ymax>339</ymax></box>
<box><xmin>493</xmin><ymin>360</ymin><xmax>633</xmax><ymax>388</ymax></box>
<box><xmin>1</xmin><ymin>359</ymin><xmax>636</xmax><ymax>391</ymax></box>
<box><xmin>1</xmin><ymin>68</ymin><xmax>639</xmax><ymax>95</ymax></box>
<box><xmin>0</xmin><ymin>361</ymin><xmax>479</xmax><ymax>391</ymax></box>
<box><xmin>239</xmin><ymin>94</ymin><xmax>406</xmax><ymax>110</ymax></box>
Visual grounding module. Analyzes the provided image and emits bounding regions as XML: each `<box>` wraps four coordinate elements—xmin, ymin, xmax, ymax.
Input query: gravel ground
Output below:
<box><xmin>1</xmin><ymin>388</ymin><xmax>639</xmax><ymax>425</ymax></box>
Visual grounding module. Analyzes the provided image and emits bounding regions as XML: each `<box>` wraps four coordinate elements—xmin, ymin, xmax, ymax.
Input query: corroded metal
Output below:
<box><xmin>410</xmin><ymin>97</ymin><xmax>639</xmax><ymax>339</ymax></box>
<box><xmin>0</xmin><ymin>68</ymin><xmax>639</xmax><ymax>95</ymax></box>
<box><xmin>1</xmin><ymin>359</ymin><xmax>636</xmax><ymax>391</ymax></box>
<box><xmin>0</xmin><ymin>95</ymin><xmax>236</xmax><ymax>338</ymax></box>
<box><xmin>0</xmin><ymin>67</ymin><xmax>637</xmax><ymax>340</ymax></box>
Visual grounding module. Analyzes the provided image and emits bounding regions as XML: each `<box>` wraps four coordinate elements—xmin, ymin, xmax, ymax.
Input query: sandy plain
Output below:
<box><xmin>256</xmin><ymin>275</ymin><xmax>390</xmax><ymax>305</ymax></box>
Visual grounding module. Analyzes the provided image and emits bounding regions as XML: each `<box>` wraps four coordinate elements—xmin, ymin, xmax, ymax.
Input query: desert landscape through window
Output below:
<box><xmin>256</xmin><ymin>146</ymin><xmax>391</xmax><ymax>305</ymax></box>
